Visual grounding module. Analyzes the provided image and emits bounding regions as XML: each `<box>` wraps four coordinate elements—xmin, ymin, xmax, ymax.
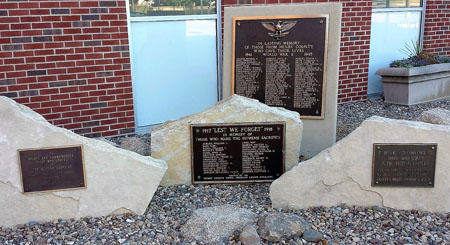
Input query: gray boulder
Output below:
<box><xmin>302</xmin><ymin>228</ymin><xmax>324</xmax><ymax>242</ymax></box>
<box><xmin>181</xmin><ymin>205</ymin><xmax>257</xmax><ymax>243</ymax></box>
<box><xmin>257</xmin><ymin>212</ymin><xmax>310</xmax><ymax>242</ymax></box>
<box><xmin>418</xmin><ymin>108</ymin><xmax>450</xmax><ymax>126</ymax></box>
<box><xmin>239</xmin><ymin>225</ymin><xmax>260</xmax><ymax>245</ymax></box>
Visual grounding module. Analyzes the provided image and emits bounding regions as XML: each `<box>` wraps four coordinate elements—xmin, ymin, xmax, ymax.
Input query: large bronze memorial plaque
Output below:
<box><xmin>372</xmin><ymin>144</ymin><xmax>437</xmax><ymax>187</ymax></box>
<box><xmin>18</xmin><ymin>145</ymin><xmax>86</xmax><ymax>193</ymax></box>
<box><xmin>232</xmin><ymin>15</ymin><xmax>328</xmax><ymax>119</ymax></box>
<box><xmin>191</xmin><ymin>122</ymin><xmax>285</xmax><ymax>184</ymax></box>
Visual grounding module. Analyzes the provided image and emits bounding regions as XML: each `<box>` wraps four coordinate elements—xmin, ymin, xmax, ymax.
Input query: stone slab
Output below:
<box><xmin>151</xmin><ymin>95</ymin><xmax>303</xmax><ymax>186</ymax></box>
<box><xmin>270</xmin><ymin>116</ymin><xmax>450</xmax><ymax>213</ymax></box>
<box><xmin>0</xmin><ymin>96</ymin><xmax>167</xmax><ymax>227</ymax></box>
<box><xmin>223</xmin><ymin>3</ymin><xmax>342</xmax><ymax>158</ymax></box>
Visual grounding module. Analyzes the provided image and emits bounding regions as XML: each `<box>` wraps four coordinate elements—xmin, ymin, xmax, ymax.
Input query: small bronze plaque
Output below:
<box><xmin>191</xmin><ymin>122</ymin><xmax>285</xmax><ymax>184</ymax></box>
<box><xmin>232</xmin><ymin>15</ymin><xmax>328</xmax><ymax>119</ymax></box>
<box><xmin>18</xmin><ymin>145</ymin><xmax>86</xmax><ymax>193</ymax></box>
<box><xmin>372</xmin><ymin>144</ymin><xmax>437</xmax><ymax>187</ymax></box>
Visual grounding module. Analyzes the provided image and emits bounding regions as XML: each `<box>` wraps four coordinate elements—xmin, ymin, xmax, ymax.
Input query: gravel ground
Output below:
<box><xmin>336</xmin><ymin>96</ymin><xmax>450</xmax><ymax>141</ymax></box>
<box><xmin>1</xmin><ymin>97</ymin><xmax>450</xmax><ymax>244</ymax></box>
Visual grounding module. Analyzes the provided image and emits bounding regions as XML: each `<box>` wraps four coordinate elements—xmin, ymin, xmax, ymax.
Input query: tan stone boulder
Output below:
<box><xmin>151</xmin><ymin>95</ymin><xmax>303</xmax><ymax>186</ymax></box>
<box><xmin>270</xmin><ymin>116</ymin><xmax>450</xmax><ymax>213</ymax></box>
<box><xmin>0</xmin><ymin>96</ymin><xmax>167</xmax><ymax>227</ymax></box>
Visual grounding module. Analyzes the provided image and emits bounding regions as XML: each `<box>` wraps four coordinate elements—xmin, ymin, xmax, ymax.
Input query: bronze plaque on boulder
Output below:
<box><xmin>232</xmin><ymin>15</ymin><xmax>328</xmax><ymax>119</ymax></box>
<box><xmin>18</xmin><ymin>145</ymin><xmax>86</xmax><ymax>193</ymax></box>
<box><xmin>191</xmin><ymin>122</ymin><xmax>285</xmax><ymax>184</ymax></box>
<box><xmin>372</xmin><ymin>144</ymin><xmax>437</xmax><ymax>187</ymax></box>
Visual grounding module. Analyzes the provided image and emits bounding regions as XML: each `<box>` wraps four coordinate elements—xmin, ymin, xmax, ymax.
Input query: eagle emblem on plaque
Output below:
<box><xmin>261</xmin><ymin>20</ymin><xmax>297</xmax><ymax>40</ymax></box>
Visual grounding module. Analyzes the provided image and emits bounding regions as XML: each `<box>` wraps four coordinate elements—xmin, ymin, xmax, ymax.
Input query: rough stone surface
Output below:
<box><xmin>270</xmin><ymin>116</ymin><xmax>450</xmax><ymax>213</ymax></box>
<box><xmin>302</xmin><ymin>228</ymin><xmax>324</xmax><ymax>242</ymax></box>
<box><xmin>239</xmin><ymin>225</ymin><xmax>261</xmax><ymax>245</ymax></box>
<box><xmin>180</xmin><ymin>204</ymin><xmax>257</xmax><ymax>243</ymax></box>
<box><xmin>120</xmin><ymin>136</ymin><xmax>149</xmax><ymax>155</ymax></box>
<box><xmin>257</xmin><ymin>212</ymin><xmax>310</xmax><ymax>242</ymax></box>
<box><xmin>0</xmin><ymin>96</ymin><xmax>167</xmax><ymax>227</ymax></box>
<box><xmin>418</xmin><ymin>108</ymin><xmax>450</xmax><ymax>126</ymax></box>
<box><xmin>151</xmin><ymin>95</ymin><xmax>303</xmax><ymax>186</ymax></box>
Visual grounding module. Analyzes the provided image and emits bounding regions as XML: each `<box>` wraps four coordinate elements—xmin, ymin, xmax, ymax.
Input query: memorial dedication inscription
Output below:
<box><xmin>191</xmin><ymin>122</ymin><xmax>285</xmax><ymax>184</ymax></box>
<box><xmin>372</xmin><ymin>144</ymin><xmax>437</xmax><ymax>187</ymax></box>
<box><xmin>18</xmin><ymin>145</ymin><xmax>86</xmax><ymax>193</ymax></box>
<box><xmin>232</xmin><ymin>15</ymin><xmax>328</xmax><ymax>119</ymax></box>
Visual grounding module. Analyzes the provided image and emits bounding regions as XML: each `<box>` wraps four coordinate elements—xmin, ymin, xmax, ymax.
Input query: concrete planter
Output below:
<box><xmin>376</xmin><ymin>63</ymin><xmax>450</xmax><ymax>105</ymax></box>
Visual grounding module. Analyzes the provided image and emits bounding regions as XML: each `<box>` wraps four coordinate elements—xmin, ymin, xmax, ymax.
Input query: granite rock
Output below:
<box><xmin>257</xmin><ymin>212</ymin><xmax>310</xmax><ymax>242</ymax></box>
<box><xmin>302</xmin><ymin>228</ymin><xmax>324</xmax><ymax>242</ymax></box>
<box><xmin>181</xmin><ymin>204</ymin><xmax>257</xmax><ymax>243</ymax></box>
<box><xmin>418</xmin><ymin>108</ymin><xmax>450</xmax><ymax>126</ymax></box>
<box><xmin>239</xmin><ymin>225</ymin><xmax>261</xmax><ymax>245</ymax></box>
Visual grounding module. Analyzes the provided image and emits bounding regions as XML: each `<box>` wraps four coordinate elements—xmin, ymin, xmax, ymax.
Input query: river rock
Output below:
<box><xmin>181</xmin><ymin>204</ymin><xmax>257</xmax><ymax>243</ymax></box>
<box><xmin>302</xmin><ymin>228</ymin><xmax>324</xmax><ymax>242</ymax></box>
<box><xmin>418</xmin><ymin>108</ymin><xmax>450</xmax><ymax>126</ymax></box>
<box><xmin>240</xmin><ymin>225</ymin><xmax>261</xmax><ymax>245</ymax></box>
<box><xmin>270</xmin><ymin>116</ymin><xmax>450</xmax><ymax>212</ymax></box>
<box><xmin>151</xmin><ymin>95</ymin><xmax>303</xmax><ymax>185</ymax></box>
<box><xmin>0</xmin><ymin>96</ymin><xmax>167</xmax><ymax>227</ymax></box>
<box><xmin>257</xmin><ymin>212</ymin><xmax>310</xmax><ymax>242</ymax></box>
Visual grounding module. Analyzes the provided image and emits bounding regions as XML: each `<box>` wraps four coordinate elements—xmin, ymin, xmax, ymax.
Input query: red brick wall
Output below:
<box><xmin>423</xmin><ymin>0</ymin><xmax>450</xmax><ymax>56</ymax></box>
<box><xmin>0</xmin><ymin>0</ymin><xmax>134</xmax><ymax>137</ymax></box>
<box><xmin>221</xmin><ymin>0</ymin><xmax>372</xmax><ymax>103</ymax></box>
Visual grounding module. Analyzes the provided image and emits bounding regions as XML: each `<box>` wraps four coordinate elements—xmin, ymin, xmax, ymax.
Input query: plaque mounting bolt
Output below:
<box><xmin>375</xmin><ymin>181</ymin><xmax>379</xmax><ymax>184</ymax></box>
<box><xmin>320</xmin><ymin>20</ymin><xmax>324</xmax><ymax>24</ymax></box>
<box><xmin>429</xmin><ymin>182</ymin><xmax>433</xmax><ymax>185</ymax></box>
<box><xmin>431</xmin><ymin>147</ymin><xmax>435</xmax><ymax>150</ymax></box>
<box><xmin>237</xmin><ymin>22</ymin><xmax>240</xmax><ymax>26</ymax></box>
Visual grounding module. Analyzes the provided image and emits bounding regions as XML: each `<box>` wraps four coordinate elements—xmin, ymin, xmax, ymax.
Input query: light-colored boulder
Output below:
<box><xmin>270</xmin><ymin>116</ymin><xmax>450</xmax><ymax>213</ymax></box>
<box><xmin>0</xmin><ymin>96</ymin><xmax>167</xmax><ymax>227</ymax></box>
<box><xmin>181</xmin><ymin>204</ymin><xmax>257</xmax><ymax>243</ymax></box>
<box><xmin>152</xmin><ymin>95</ymin><xmax>303</xmax><ymax>186</ymax></box>
<box><xmin>418</xmin><ymin>108</ymin><xmax>450</xmax><ymax>126</ymax></box>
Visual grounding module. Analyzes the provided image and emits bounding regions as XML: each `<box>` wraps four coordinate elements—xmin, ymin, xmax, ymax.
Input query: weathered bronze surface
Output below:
<box><xmin>232</xmin><ymin>15</ymin><xmax>328</xmax><ymax>119</ymax></box>
<box><xmin>191</xmin><ymin>122</ymin><xmax>285</xmax><ymax>184</ymax></box>
<box><xmin>372</xmin><ymin>144</ymin><xmax>437</xmax><ymax>187</ymax></box>
<box><xmin>18</xmin><ymin>145</ymin><xmax>86</xmax><ymax>193</ymax></box>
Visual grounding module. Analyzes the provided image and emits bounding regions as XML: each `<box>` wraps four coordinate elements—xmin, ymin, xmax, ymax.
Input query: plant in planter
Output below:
<box><xmin>376</xmin><ymin>40</ymin><xmax>450</xmax><ymax>105</ymax></box>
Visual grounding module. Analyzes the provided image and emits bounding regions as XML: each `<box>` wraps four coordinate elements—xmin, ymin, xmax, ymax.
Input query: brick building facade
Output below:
<box><xmin>0</xmin><ymin>0</ymin><xmax>134</xmax><ymax>137</ymax></box>
<box><xmin>0</xmin><ymin>0</ymin><xmax>449</xmax><ymax>137</ymax></box>
<box><xmin>423</xmin><ymin>0</ymin><xmax>450</xmax><ymax>56</ymax></box>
